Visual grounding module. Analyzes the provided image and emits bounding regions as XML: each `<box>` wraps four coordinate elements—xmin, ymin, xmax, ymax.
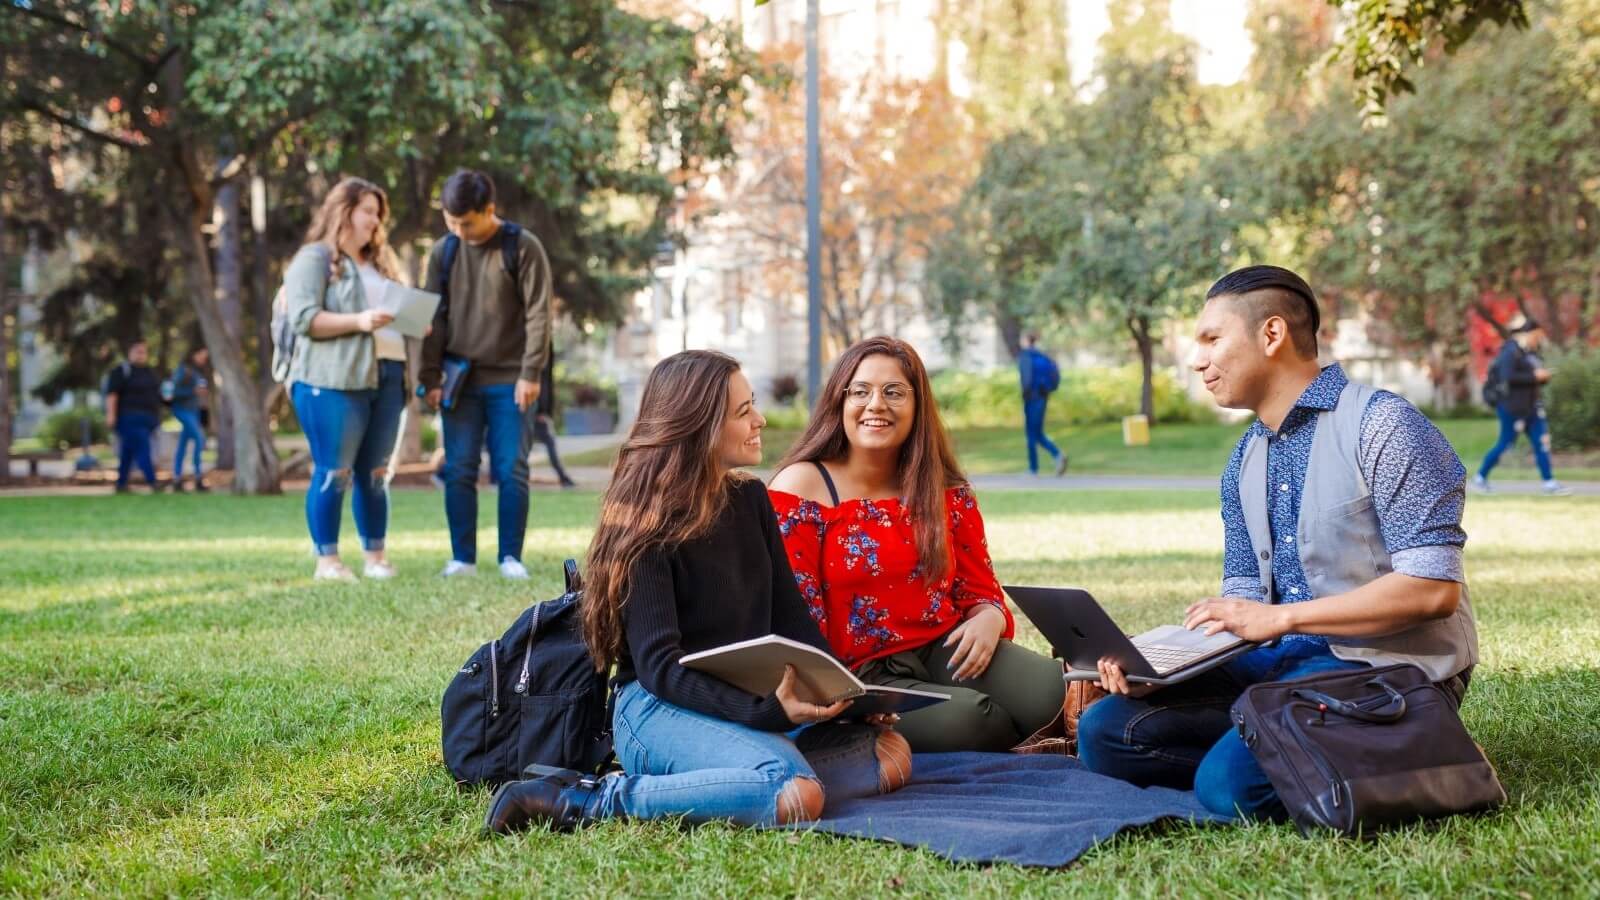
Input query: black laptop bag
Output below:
<box><xmin>1230</xmin><ymin>663</ymin><xmax>1505</xmax><ymax>836</ymax></box>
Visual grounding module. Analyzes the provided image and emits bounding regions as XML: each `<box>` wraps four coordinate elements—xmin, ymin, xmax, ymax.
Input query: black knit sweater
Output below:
<box><xmin>616</xmin><ymin>475</ymin><xmax>831</xmax><ymax>731</ymax></box>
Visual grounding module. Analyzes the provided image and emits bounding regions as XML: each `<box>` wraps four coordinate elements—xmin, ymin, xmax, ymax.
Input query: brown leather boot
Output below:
<box><xmin>482</xmin><ymin>766</ymin><xmax>604</xmax><ymax>835</ymax></box>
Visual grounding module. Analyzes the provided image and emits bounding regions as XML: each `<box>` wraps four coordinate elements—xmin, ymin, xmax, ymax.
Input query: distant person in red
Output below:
<box><xmin>768</xmin><ymin>337</ymin><xmax>1064</xmax><ymax>752</ymax></box>
<box><xmin>1473</xmin><ymin>318</ymin><xmax>1571</xmax><ymax>496</ymax></box>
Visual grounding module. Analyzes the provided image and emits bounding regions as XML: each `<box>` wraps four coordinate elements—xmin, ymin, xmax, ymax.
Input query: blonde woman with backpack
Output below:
<box><xmin>281</xmin><ymin>177</ymin><xmax>410</xmax><ymax>580</ymax></box>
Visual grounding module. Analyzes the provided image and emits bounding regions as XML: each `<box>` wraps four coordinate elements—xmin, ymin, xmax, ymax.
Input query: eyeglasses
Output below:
<box><xmin>844</xmin><ymin>382</ymin><xmax>912</xmax><ymax>407</ymax></box>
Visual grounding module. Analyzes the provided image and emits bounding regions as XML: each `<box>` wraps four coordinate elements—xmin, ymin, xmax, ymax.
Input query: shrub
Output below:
<box><xmin>36</xmin><ymin>407</ymin><xmax>109</xmax><ymax>450</ymax></box>
<box><xmin>419</xmin><ymin>417</ymin><xmax>438</xmax><ymax>455</ymax></box>
<box><xmin>559</xmin><ymin>378</ymin><xmax>618</xmax><ymax>413</ymax></box>
<box><xmin>1545</xmin><ymin>346</ymin><xmax>1600</xmax><ymax>451</ymax></box>
<box><xmin>770</xmin><ymin>373</ymin><xmax>802</xmax><ymax>405</ymax></box>
<box><xmin>930</xmin><ymin>365</ymin><xmax>1216</xmax><ymax>429</ymax></box>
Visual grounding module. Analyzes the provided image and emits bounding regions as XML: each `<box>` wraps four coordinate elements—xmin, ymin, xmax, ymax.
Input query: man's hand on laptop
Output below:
<box><xmin>1095</xmin><ymin>658</ymin><xmax>1156</xmax><ymax>697</ymax></box>
<box><xmin>1184</xmin><ymin>596</ymin><xmax>1291</xmax><ymax>643</ymax></box>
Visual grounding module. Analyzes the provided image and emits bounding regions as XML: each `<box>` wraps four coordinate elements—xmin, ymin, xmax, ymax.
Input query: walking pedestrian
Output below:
<box><xmin>104</xmin><ymin>338</ymin><xmax>164</xmax><ymax>494</ymax></box>
<box><xmin>1473</xmin><ymin>318</ymin><xmax>1571</xmax><ymax>496</ymax></box>
<box><xmin>530</xmin><ymin>354</ymin><xmax>577</xmax><ymax>489</ymax></box>
<box><xmin>1018</xmin><ymin>334</ymin><xmax>1067</xmax><ymax>476</ymax></box>
<box><xmin>167</xmin><ymin>346</ymin><xmax>210</xmax><ymax>492</ymax></box>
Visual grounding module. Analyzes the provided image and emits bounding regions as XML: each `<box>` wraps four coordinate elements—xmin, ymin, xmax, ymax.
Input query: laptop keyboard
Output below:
<box><xmin>1136</xmin><ymin>644</ymin><xmax>1207</xmax><ymax>674</ymax></box>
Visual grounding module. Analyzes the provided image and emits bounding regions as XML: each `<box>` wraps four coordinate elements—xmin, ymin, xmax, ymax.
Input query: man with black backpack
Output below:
<box><xmin>419</xmin><ymin>170</ymin><xmax>555</xmax><ymax>579</ymax></box>
<box><xmin>1018</xmin><ymin>333</ymin><xmax>1068</xmax><ymax>476</ymax></box>
<box><xmin>1474</xmin><ymin>318</ymin><xmax>1571</xmax><ymax>496</ymax></box>
<box><xmin>104</xmin><ymin>338</ymin><xmax>166</xmax><ymax>494</ymax></box>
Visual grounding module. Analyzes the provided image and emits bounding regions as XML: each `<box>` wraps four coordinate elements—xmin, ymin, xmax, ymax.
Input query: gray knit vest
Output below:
<box><xmin>1238</xmin><ymin>381</ymin><xmax>1478</xmax><ymax>682</ymax></box>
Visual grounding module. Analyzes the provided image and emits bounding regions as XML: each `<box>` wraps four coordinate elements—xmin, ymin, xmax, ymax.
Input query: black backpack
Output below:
<box><xmin>440</xmin><ymin>559</ymin><xmax>614</xmax><ymax>788</ymax></box>
<box><xmin>1481</xmin><ymin>344</ymin><xmax>1515</xmax><ymax>408</ymax></box>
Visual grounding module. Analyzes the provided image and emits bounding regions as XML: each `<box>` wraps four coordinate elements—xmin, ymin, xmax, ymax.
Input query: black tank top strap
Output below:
<box><xmin>811</xmin><ymin>460</ymin><xmax>841</xmax><ymax>507</ymax></box>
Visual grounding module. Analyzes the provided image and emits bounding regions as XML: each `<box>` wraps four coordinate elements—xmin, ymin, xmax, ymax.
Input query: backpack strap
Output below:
<box><xmin>499</xmin><ymin>221</ymin><xmax>522</xmax><ymax>277</ymax></box>
<box><xmin>811</xmin><ymin>460</ymin><xmax>841</xmax><ymax>507</ymax></box>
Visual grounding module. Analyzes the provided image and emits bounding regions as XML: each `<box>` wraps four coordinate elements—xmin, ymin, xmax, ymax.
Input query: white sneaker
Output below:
<box><xmin>1471</xmin><ymin>474</ymin><xmax>1492</xmax><ymax>494</ymax></box>
<box><xmin>499</xmin><ymin>557</ymin><xmax>530</xmax><ymax>580</ymax></box>
<box><xmin>314</xmin><ymin>561</ymin><xmax>356</xmax><ymax>581</ymax></box>
<box><xmin>363</xmin><ymin>561</ymin><xmax>397</xmax><ymax>579</ymax></box>
<box><xmin>1542</xmin><ymin>480</ymin><xmax>1573</xmax><ymax>496</ymax></box>
<box><xmin>441</xmin><ymin>560</ymin><xmax>478</xmax><ymax>577</ymax></box>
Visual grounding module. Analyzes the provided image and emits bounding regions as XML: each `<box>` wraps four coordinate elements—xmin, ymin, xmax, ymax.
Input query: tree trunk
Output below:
<box><xmin>396</xmin><ymin>242</ymin><xmax>424</xmax><ymax>464</ymax></box>
<box><xmin>211</xmin><ymin>177</ymin><xmax>245</xmax><ymax>470</ymax></box>
<box><xmin>1130</xmin><ymin>315</ymin><xmax>1155</xmax><ymax>424</ymax></box>
<box><xmin>249</xmin><ymin>172</ymin><xmax>275</xmax><ymax>397</ymax></box>
<box><xmin>0</xmin><ymin>202</ymin><xmax>11</xmax><ymax>486</ymax></box>
<box><xmin>164</xmin><ymin>190</ymin><xmax>281</xmax><ymax>495</ymax></box>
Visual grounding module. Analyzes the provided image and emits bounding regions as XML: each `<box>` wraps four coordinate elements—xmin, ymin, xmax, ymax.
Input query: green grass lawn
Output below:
<box><xmin>566</xmin><ymin>416</ymin><xmax>1600</xmax><ymax>481</ymax></box>
<box><xmin>2</xmin><ymin>489</ymin><xmax>1597</xmax><ymax>895</ymax></box>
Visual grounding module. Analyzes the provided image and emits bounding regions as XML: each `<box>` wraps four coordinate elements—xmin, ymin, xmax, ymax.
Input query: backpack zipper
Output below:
<box><xmin>489</xmin><ymin>639</ymin><xmax>501</xmax><ymax>719</ymax></box>
<box><xmin>516</xmin><ymin>604</ymin><xmax>544</xmax><ymax>695</ymax></box>
<box><xmin>1285</xmin><ymin>704</ymin><xmax>1345</xmax><ymax>809</ymax></box>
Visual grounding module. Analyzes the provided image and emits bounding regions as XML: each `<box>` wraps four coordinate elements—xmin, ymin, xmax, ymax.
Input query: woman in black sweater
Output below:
<box><xmin>486</xmin><ymin>350</ymin><xmax>910</xmax><ymax>834</ymax></box>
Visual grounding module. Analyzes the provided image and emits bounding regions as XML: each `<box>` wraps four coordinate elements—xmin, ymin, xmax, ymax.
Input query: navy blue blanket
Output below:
<box><xmin>791</xmin><ymin>752</ymin><xmax>1230</xmax><ymax>868</ymax></box>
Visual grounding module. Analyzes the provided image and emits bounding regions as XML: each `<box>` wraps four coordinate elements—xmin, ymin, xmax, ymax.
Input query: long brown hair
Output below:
<box><xmin>582</xmin><ymin>350</ymin><xmax>746</xmax><ymax>670</ymax></box>
<box><xmin>302</xmin><ymin>177</ymin><xmax>403</xmax><ymax>281</ymax></box>
<box><xmin>776</xmin><ymin>337</ymin><xmax>965</xmax><ymax>583</ymax></box>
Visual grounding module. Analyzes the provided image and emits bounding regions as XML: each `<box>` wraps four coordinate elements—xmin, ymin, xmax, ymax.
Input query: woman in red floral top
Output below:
<box><xmin>769</xmin><ymin>337</ymin><xmax>1065</xmax><ymax>752</ymax></box>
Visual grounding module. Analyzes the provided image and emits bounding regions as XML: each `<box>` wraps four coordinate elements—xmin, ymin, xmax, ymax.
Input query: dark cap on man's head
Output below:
<box><xmin>1510</xmin><ymin>316</ymin><xmax>1542</xmax><ymax>335</ymax></box>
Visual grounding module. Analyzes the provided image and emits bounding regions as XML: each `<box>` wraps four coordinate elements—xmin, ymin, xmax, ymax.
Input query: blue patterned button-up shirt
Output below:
<box><xmin>1219</xmin><ymin>364</ymin><xmax>1468</xmax><ymax>642</ymax></box>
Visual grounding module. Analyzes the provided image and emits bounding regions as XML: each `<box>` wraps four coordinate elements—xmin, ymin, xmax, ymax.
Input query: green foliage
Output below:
<box><xmin>1324</xmin><ymin>0</ymin><xmax>1529</xmax><ymax>119</ymax></box>
<box><xmin>931</xmin><ymin>367</ymin><xmax>1216</xmax><ymax>430</ymax></box>
<box><xmin>1545</xmin><ymin>347</ymin><xmax>1600</xmax><ymax>451</ymax></box>
<box><xmin>36</xmin><ymin>407</ymin><xmax>108</xmax><ymax>451</ymax></box>
<box><xmin>419</xmin><ymin>417</ymin><xmax>438</xmax><ymax>456</ymax></box>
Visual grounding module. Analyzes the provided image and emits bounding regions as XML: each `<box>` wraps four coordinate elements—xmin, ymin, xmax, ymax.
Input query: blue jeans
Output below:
<box><xmin>590</xmin><ymin>680</ymin><xmax>882</xmax><ymax>825</ymax></box>
<box><xmin>290</xmin><ymin>361</ymin><xmax>407</xmax><ymax>556</ymax></box>
<box><xmin>114</xmin><ymin>411</ymin><xmax>159</xmax><ymax>488</ymax></box>
<box><xmin>1024</xmin><ymin>395</ymin><xmax>1061</xmax><ymax>473</ymax></box>
<box><xmin>1076</xmin><ymin>639</ymin><xmax>1367</xmax><ymax>821</ymax></box>
<box><xmin>172</xmin><ymin>406</ymin><xmax>205</xmax><ymax>478</ymax></box>
<box><xmin>442</xmin><ymin>382</ymin><xmax>532</xmax><ymax>564</ymax></box>
<box><xmin>1478</xmin><ymin>405</ymin><xmax>1553</xmax><ymax>481</ymax></box>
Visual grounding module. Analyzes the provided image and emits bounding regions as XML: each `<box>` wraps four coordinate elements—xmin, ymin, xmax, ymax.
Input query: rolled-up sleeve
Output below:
<box><xmin>1359</xmin><ymin>392</ymin><xmax>1468</xmax><ymax>583</ymax></box>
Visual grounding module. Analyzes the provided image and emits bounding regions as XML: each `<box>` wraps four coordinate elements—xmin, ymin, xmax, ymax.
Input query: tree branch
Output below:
<box><xmin>210</xmin><ymin>105</ymin><xmax>323</xmax><ymax>188</ymax></box>
<box><xmin>12</xmin><ymin>4</ymin><xmax>159</xmax><ymax>69</ymax></box>
<box><xmin>13</xmin><ymin>96</ymin><xmax>145</xmax><ymax>150</ymax></box>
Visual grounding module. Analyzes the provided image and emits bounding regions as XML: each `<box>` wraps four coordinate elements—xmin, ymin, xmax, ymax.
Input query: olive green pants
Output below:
<box><xmin>856</xmin><ymin>635</ymin><xmax>1065</xmax><ymax>753</ymax></box>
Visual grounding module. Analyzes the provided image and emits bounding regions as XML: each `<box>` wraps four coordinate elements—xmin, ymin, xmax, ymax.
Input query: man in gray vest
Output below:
<box><xmin>1076</xmin><ymin>265</ymin><xmax>1478</xmax><ymax>821</ymax></box>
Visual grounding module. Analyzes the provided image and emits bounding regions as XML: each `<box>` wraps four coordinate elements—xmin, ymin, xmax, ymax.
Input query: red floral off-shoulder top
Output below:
<box><xmin>768</xmin><ymin>484</ymin><xmax>1016</xmax><ymax>669</ymax></box>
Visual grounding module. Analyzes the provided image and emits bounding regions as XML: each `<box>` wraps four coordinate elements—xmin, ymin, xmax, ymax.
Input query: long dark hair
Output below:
<box><xmin>775</xmin><ymin>337</ymin><xmax>965</xmax><ymax>583</ymax></box>
<box><xmin>582</xmin><ymin>350</ymin><xmax>745</xmax><ymax>670</ymax></box>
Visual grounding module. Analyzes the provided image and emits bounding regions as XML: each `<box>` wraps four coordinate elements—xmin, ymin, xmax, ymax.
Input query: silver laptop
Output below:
<box><xmin>1003</xmin><ymin>585</ymin><xmax>1256</xmax><ymax>686</ymax></box>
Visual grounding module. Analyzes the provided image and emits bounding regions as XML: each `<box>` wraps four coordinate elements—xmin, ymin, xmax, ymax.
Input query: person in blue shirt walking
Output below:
<box><xmin>1473</xmin><ymin>318</ymin><xmax>1571</xmax><ymax>496</ymax></box>
<box><xmin>1017</xmin><ymin>334</ymin><xmax>1067</xmax><ymax>476</ymax></box>
<box><xmin>1077</xmin><ymin>265</ymin><xmax>1478</xmax><ymax>821</ymax></box>
<box><xmin>166</xmin><ymin>346</ymin><xmax>211</xmax><ymax>492</ymax></box>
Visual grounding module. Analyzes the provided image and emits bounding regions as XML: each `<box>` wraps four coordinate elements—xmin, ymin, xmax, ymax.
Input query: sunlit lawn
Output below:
<box><xmin>1</xmin><ymin>487</ymin><xmax>1596</xmax><ymax>895</ymax></box>
<box><xmin>566</xmin><ymin>417</ymin><xmax>1600</xmax><ymax>482</ymax></box>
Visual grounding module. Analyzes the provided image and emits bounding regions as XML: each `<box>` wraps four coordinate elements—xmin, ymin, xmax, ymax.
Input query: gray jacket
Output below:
<box><xmin>284</xmin><ymin>243</ymin><xmax>378</xmax><ymax>391</ymax></box>
<box><xmin>1238</xmin><ymin>381</ymin><xmax>1478</xmax><ymax>682</ymax></box>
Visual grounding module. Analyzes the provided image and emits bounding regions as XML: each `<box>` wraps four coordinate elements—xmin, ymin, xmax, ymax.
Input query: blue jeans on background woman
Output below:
<box><xmin>594</xmin><ymin>680</ymin><xmax>883</xmax><ymax>825</ymax></box>
<box><xmin>1478</xmin><ymin>404</ymin><xmax>1553</xmax><ymax>481</ymax></box>
<box><xmin>290</xmin><ymin>360</ymin><xmax>407</xmax><ymax>555</ymax></box>
<box><xmin>171</xmin><ymin>405</ymin><xmax>205</xmax><ymax>481</ymax></box>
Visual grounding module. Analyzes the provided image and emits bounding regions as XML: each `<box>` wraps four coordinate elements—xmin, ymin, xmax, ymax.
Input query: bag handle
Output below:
<box><xmin>1291</xmin><ymin>678</ymin><xmax>1407</xmax><ymax>723</ymax></box>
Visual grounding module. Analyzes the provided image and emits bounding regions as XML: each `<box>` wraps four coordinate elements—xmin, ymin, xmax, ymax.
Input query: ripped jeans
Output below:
<box><xmin>290</xmin><ymin>360</ymin><xmax>407</xmax><ymax>556</ymax></box>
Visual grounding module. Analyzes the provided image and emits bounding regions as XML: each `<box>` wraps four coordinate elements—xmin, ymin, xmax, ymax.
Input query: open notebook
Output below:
<box><xmin>680</xmin><ymin>635</ymin><xmax>949</xmax><ymax>717</ymax></box>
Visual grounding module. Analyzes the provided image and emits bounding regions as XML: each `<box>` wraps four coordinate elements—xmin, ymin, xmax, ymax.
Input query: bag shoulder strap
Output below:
<box><xmin>439</xmin><ymin>233</ymin><xmax>462</xmax><ymax>317</ymax></box>
<box><xmin>811</xmin><ymin>460</ymin><xmax>841</xmax><ymax>507</ymax></box>
<box><xmin>499</xmin><ymin>221</ymin><xmax>522</xmax><ymax>277</ymax></box>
